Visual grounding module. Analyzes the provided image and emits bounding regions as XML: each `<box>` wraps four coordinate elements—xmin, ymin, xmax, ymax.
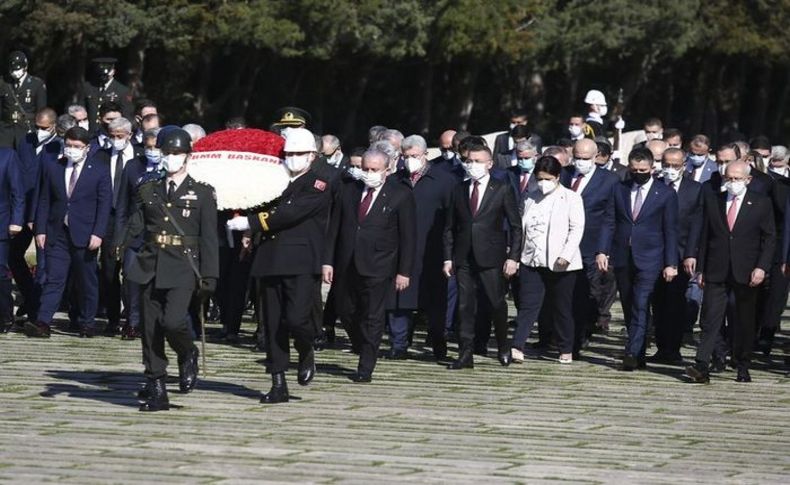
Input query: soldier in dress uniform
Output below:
<box><xmin>116</xmin><ymin>128</ymin><xmax>218</xmax><ymax>412</ymax></box>
<box><xmin>1</xmin><ymin>51</ymin><xmax>46</xmax><ymax>134</ymax></box>
<box><xmin>271</xmin><ymin>106</ymin><xmax>311</xmax><ymax>133</ymax></box>
<box><xmin>226</xmin><ymin>127</ymin><xmax>331</xmax><ymax>404</ymax></box>
<box><xmin>582</xmin><ymin>89</ymin><xmax>608</xmax><ymax>139</ymax></box>
<box><xmin>80</xmin><ymin>57</ymin><xmax>133</xmax><ymax>131</ymax></box>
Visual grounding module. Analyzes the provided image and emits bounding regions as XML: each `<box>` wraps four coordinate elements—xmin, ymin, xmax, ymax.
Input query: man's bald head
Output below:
<box><xmin>724</xmin><ymin>160</ymin><xmax>751</xmax><ymax>181</ymax></box>
<box><xmin>573</xmin><ymin>138</ymin><xmax>597</xmax><ymax>159</ymax></box>
<box><xmin>438</xmin><ymin>130</ymin><xmax>456</xmax><ymax>150</ymax></box>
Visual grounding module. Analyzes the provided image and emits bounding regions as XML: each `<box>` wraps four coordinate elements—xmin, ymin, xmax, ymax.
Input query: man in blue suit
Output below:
<box><xmin>26</xmin><ymin>126</ymin><xmax>111</xmax><ymax>338</ymax></box>
<box><xmin>561</xmin><ymin>138</ymin><xmax>619</xmax><ymax>353</ymax></box>
<box><xmin>598</xmin><ymin>147</ymin><xmax>679</xmax><ymax>370</ymax></box>
<box><xmin>684</xmin><ymin>134</ymin><xmax>716</xmax><ymax>184</ymax></box>
<box><xmin>0</xmin><ymin>146</ymin><xmax>24</xmax><ymax>330</ymax></box>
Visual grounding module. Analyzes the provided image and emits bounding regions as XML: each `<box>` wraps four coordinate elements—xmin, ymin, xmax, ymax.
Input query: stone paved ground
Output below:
<box><xmin>0</xmin><ymin>301</ymin><xmax>788</xmax><ymax>484</ymax></box>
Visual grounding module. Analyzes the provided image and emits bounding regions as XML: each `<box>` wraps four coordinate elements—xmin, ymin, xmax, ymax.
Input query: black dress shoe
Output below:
<box><xmin>137</xmin><ymin>381</ymin><xmax>151</xmax><ymax>400</ymax></box>
<box><xmin>386</xmin><ymin>348</ymin><xmax>408</xmax><ymax>360</ymax></box>
<box><xmin>313</xmin><ymin>332</ymin><xmax>327</xmax><ymax>351</ymax></box>
<box><xmin>297</xmin><ymin>348</ymin><xmax>316</xmax><ymax>386</ymax></box>
<box><xmin>261</xmin><ymin>372</ymin><xmax>289</xmax><ymax>403</ymax></box>
<box><xmin>498</xmin><ymin>351</ymin><xmax>511</xmax><ymax>367</ymax></box>
<box><xmin>448</xmin><ymin>350</ymin><xmax>474</xmax><ymax>370</ymax></box>
<box><xmin>103</xmin><ymin>322</ymin><xmax>119</xmax><ymax>337</ymax></box>
<box><xmin>710</xmin><ymin>357</ymin><xmax>727</xmax><ymax>373</ymax></box>
<box><xmin>80</xmin><ymin>326</ymin><xmax>95</xmax><ymax>338</ymax></box>
<box><xmin>736</xmin><ymin>366</ymin><xmax>752</xmax><ymax>383</ymax></box>
<box><xmin>649</xmin><ymin>351</ymin><xmax>683</xmax><ymax>364</ymax></box>
<box><xmin>178</xmin><ymin>347</ymin><xmax>199</xmax><ymax>393</ymax></box>
<box><xmin>473</xmin><ymin>346</ymin><xmax>488</xmax><ymax>358</ymax></box>
<box><xmin>351</xmin><ymin>372</ymin><xmax>372</xmax><ymax>383</ymax></box>
<box><xmin>139</xmin><ymin>377</ymin><xmax>170</xmax><ymax>412</ymax></box>
<box><xmin>432</xmin><ymin>339</ymin><xmax>447</xmax><ymax>361</ymax></box>
<box><xmin>685</xmin><ymin>362</ymin><xmax>711</xmax><ymax>383</ymax></box>
<box><xmin>24</xmin><ymin>321</ymin><xmax>51</xmax><ymax>338</ymax></box>
<box><xmin>622</xmin><ymin>354</ymin><xmax>638</xmax><ymax>371</ymax></box>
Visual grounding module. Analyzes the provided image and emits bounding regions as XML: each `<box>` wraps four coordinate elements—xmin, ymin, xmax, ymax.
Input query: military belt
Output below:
<box><xmin>146</xmin><ymin>233</ymin><xmax>199</xmax><ymax>247</ymax></box>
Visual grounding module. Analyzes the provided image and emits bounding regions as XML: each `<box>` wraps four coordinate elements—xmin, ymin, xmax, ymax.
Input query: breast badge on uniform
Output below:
<box><xmin>314</xmin><ymin>179</ymin><xmax>327</xmax><ymax>192</ymax></box>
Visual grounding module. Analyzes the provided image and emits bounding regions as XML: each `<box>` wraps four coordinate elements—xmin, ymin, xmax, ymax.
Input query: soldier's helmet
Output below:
<box><xmin>8</xmin><ymin>51</ymin><xmax>27</xmax><ymax>70</ymax></box>
<box><xmin>157</xmin><ymin>128</ymin><xmax>192</xmax><ymax>154</ymax></box>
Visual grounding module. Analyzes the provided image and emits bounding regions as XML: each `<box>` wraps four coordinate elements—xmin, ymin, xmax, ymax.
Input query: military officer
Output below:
<box><xmin>117</xmin><ymin>128</ymin><xmax>218</xmax><ymax>412</ymax></box>
<box><xmin>271</xmin><ymin>106</ymin><xmax>311</xmax><ymax>132</ymax></box>
<box><xmin>227</xmin><ymin>127</ymin><xmax>331</xmax><ymax>404</ymax></box>
<box><xmin>80</xmin><ymin>57</ymin><xmax>133</xmax><ymax>131</ymax></box>
<box><xmin>1</xmin><ymin>51</ymin><xmax>46</xmax><ymax>133</ymax></box>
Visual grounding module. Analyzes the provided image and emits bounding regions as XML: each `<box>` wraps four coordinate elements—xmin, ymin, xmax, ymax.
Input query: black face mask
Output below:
<box><xmin>631</xmin><ymin>171</ymin><xmax>651</xmax><ymax>185</ymax></box>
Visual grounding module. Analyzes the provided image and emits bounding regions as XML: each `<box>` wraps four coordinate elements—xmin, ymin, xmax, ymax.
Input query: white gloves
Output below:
<box><xmin>614</xmin><ymin>117</ymin><xmax>625</xmax><ymax>130</ymax></box>
<box><xmin>226</xmin><ymin>216</ymin><xmax>251</xmax><ymax>232</ymax></box>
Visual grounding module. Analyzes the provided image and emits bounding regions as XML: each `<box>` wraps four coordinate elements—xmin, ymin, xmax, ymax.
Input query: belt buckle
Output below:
<box><xmin>155</xmin><ymin>234</ymin><xmax>168</xmax><ymax>244</ymax></box>
<box><xmin>171</xmin><ymin>235</ymin><xmax>182</xmax><ymax>246</ymax></box>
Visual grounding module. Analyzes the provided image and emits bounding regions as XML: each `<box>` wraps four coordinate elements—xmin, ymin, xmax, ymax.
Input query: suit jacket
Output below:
<box><xmin>493</xmin><ymin>132</ymin><xmax>543</xmax><ymax>170</ymax></box>
<box><xmin>601</xmin><ymin>179</ymin><xmax>679</xmax><ymax>271</ymax></box>
<box><xmin>429</xmin><ymin>155</ymin><xmax>466</xmax><ymax>182</ymax></box>
<box><xmin>673</xmin><ymin>177</ymin><xmax>703</xmax><ymax>261</ymax></box>
<box><xmin>93</xmin><ymin>144</ymin><xmax>146</xmax><ymax>214</ymax></box>
<box><xmin>605</xmin><ymin>161</ymin><xmax>629</xmax><ymax>181</ymax></box>
<box><xmin>684</xmin><ymin>158</ymin><xmax>717</xmax><ymax>184</ymax></box>
<box><xmin>706</xmin><ymin>169</ymin><xmax>773</xmax><ymax>198</ymax></box>
<box><xmin>0</xmin><ymin>147</ymin><xmax>24</xmax><ymax>239</ymax></box>
<box><xmin>521</xmin><ymin>185</ymin><xmax>585</xmax><ymax>271</ymax></box>
<box><xmin>699</xmin><ymin>189</ymin><xmax>775</xmax><ymax>285</ymax></box>
<box><xmin>113</xmin><ymin>154</ymin><xmax>149</xmax><ymax>250</ymax></box>
<box><xmin>325</xmin><ymin>178</ymin><xmax>416</xmax><ymax>280</ymax></box>
<box><xmin>768</xmin><ymin>171</ymin><xmax>790</xmax><ymax>263</ymax></box>
<box><xmin>561</xmin><ymin>166</ymin><xmax>618</xmax><ymax>262</ymax></box>
<box><xmin>35</xmin><ymin>155</ymin><xmax>112</xmax><ymax>248</ymax></box>
<box><xmin>444</xmin><ymin>175</ymin><xmax>522</xmax><ymax>268</ymax></box>
<box><xmin>248</xmin><ymin>170</ymin><xmax>331</xmax><ymax>277</ymax></box>
<box><xmin>15</xmin><ymin>133</ymin><xmax>60</xmax><ymax>223</ymax></box>
<box><xmin>505</xmin><ymin>166</ymin><xmax>539</xmax><ymax>215</ymax></box>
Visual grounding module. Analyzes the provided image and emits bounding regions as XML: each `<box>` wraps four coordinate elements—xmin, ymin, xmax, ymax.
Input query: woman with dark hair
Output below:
<box><xmin>511</xmin><ymin>156</ymin><xmax>585</xmax><ymax>364</ymax></box>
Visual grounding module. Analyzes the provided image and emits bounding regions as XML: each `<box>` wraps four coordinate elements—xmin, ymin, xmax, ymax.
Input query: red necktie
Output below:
<box><xmin>571</xmin><ymin>173</ymin><xmax>584</xmax><ymax>192</ymax></box>
<box><xmin>727</xmin><ymin>196</ymin><xmax>739</xmax><ymax>231</ymax></box>
<box><xmin>358</xmin><ymin>188</ymin><xmax>375</xmax><ymax>223</ymax></box>
<box><xmin>519</xmin><ymin>174</ymin><xmax>529</xmax><ymax>193</ymax></box>
<box><xmin>470</xmin><ymin>181</ymin><xmax>480</xmax><ymax>216</ymax></box>
<box><xmin>410</xmin><ymin>171</ymin><xmax>421</xmax><ymax>185</ymax></box>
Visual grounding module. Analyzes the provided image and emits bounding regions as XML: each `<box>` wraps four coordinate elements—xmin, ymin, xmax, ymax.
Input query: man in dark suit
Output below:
<box><xmin>561</xmin><ymin>138</ymin><xmax>619</xmax><ymax>351</ymax></box>
<box><xmin>324</xmin><ymin>148</ymin><xmax>416</xmax><ymax>381</ymax></box>
<box><xmin>0</xmin><ymin>146</ymin><xmax>24</xmax><ymax>329</ymax></box>
<box><xmin>87</xmin><ymin>102</ymin><xmax>123</xmax><ymax>157</ymax></box>
<box><xmin>594</xmin><ymin>138</ymin><xmax>628</xmax><ymax>181</ymax></box>
<box><xmin>27</xmin><ymin>126</ymin><xmax>111</xmax><ymax>338</ymax></box>
<box><xmin>707</xmin><ymin>143</ymin><xmax>774</xmax><ymax>197</ymax></box>
<box><xmin>320</xmin><ymin>134</ymin><xmax>348</xmax><ymax>171</ymax></box>
<box><xmin>443</xmin><ymin>144</ymin><xmax>522</xmax><ymax>369</ymax></box>
<box><xmin>494</xmin><ymin>124</ymin><xmax>543</xmax><ymax>170</ymax></box>
<box><xmin>505</xmin><ymin>139</ymin><xmax>539</xmax><ymax>202</ymax></box>
<box><xmin>1</xmin><ymin>51</ymin><xmax>46</xmax><ymax>134</ymax></box>
<box><xmin>651</xmin><ymin>148</ymin><xmax>702</xmax><ymax>363</ymax></box>
<box><xmin>597</xmin><ymin>147</ymin><xmax>679</xmax><ymax>370</ymax></box>
<box><xmin>687</xmin><ymin>161</ymin><xmax>775</xmax><ymax>383</ymax></box>
<box><xmin>227</xmin><ymin>128</ymin><xmax>331</xmax><ymax>403</ymax></box>
<box><xmin>684</xmin><ymin>134</ymin><xmax>716</xmax><ymax>183</ymax></box>
<box><xmin>80</xmin><ymin>58</ymin><xmax>133</xmax><ymax>131</ymax></box>
<box><xmin>431</xmin><ymin>130</ymin><xmax>466</xmax><ymax>182</ymax></box>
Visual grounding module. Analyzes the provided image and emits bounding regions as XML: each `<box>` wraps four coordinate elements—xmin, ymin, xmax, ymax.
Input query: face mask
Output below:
<box><xmin>725</xmin><ymin>180</ymin><xmax>747</xmax><ymax>197</ymax></box>
<box><xmin>10</xmin><ymin>68</ymin><xmax>24</xmax><ymax>80</ymax></box>
<box><xmin>64</xmin><ymin>147</ymin><xmax>85</xmax><ymax>163</ymax></box>
<box><xmin>347</xmin><ymin>166</ymin><xmax>364</xmax><ymax>180</ymax></box>
<box><xmin>36</xmin><ymin>129</ymin><xmax>53</xmax><ymax>143</ymax></box>
<box><xmin>362</xmin><ymin>170</ymin><xmax>384</xmax><ymax>189</ymax></box>
<box><xmin>538</xmin><ymin>179</ymin><xmax>558</xmax><ymax>195</ymax></box>
<box><xmin>598</xmin><ymin>105</ymin><xmax>608</xmax><ymax>116</ymax></box>
<box><xmin>78</xmin><ymin>120</ymin><xmax>90</xmax><ymax>130</ymax></box>
<box><xmin>442</xmin><ymin>149</ymin><xmax>455</xmax><ymax>160</ymax></box>
<box><xmin>145</xmin><ymin>148</ymin><xmax>161</xmax><ymax>164</ymax></box>
<box><xmin>662</xmin><ymin>167</ymin><xmax>681</xmax><ymax>182</ymax></box>
<box><xmin>718</xmin><ymin>163</ymin><xmax>727</xmax><ymax>176</ymax></box>
<box><xmin>574</xmin><ymin>157</ymin><xmax>594</xmax><ymax>175</ymax></box>
<box><xmin>464</xmin><ymin>162</ymin><xmax>487</xmax><ymax>180</ymax></box>
<box><xmin>112</xmin><ymin>138</ymin><xmax>128</xmax><ymax>152</ymax></box>
<box><xmin>406</xmin><ymin>156</ymin><xmax>423</xmax><ymax>174</ymax></box>
<box><xmin>162</xmin><ymin>153</ymin><xmax>187</xmax><ymax>173</ymax></box>
<box><xmin>645</xmin><ymin>132</ymin><xmax>662</xmax><ymax>141</ymax></box>
<box><xmin>517</xmin><ymin>157</ymin><xmax>535</xmax><ymax>172</ymax></box>
<box><xmin>568</xmin><ymin>125</ymin><xmax>583</xmax><ymax>137</ymax></box>
<box><xmin>769</xmin><ymin>165</ymin><xmax>787</xmax><ymax>176</ymax></box>
<box><xmin>284</xmin><ymin>154</ymin><xmax>311</xmax><ymax>173</ymax></box>
<box><xmin>631</xmin><ymin>171</ymin><xmax>651</xmax><ymax>185</ymax></box>
<box><xmin>509</xmin><ymin>123</ymin><xmax>516</xmax><ymax>130</ymax></box>
<box><xmin>688</xmin><ymin>154</ymin><xmax>706</xmax><ymax>167</ymax></box>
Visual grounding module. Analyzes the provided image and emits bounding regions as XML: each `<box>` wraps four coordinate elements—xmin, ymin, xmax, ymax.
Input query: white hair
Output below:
<box><xmin>401</xmin><ymin>134</ymin><xmax>427</xmax><ymax>153</ymax></box>
<box><xmin>108</xmin><ymin>117</ymin><xmax>132</xmax><ymax>134</ymax></box>
<box><xmin>67</xmin><ymin>104</ymin><xmax>87</xmax><ymax>116</ymax></box>
<box><xmin>771</xmin><ymin>145</ymin><xmax>788</xmax><ymax>162</ymax></box>
<box><xmin>383</xmin><ymin>129</ymin><xmax>404</xmax><ymax>144</ymax></box>
<box><xmin>182</xmin><ymin>123</ymin><xmax>206</xmax><ymax>143</ymax></box>
<box><xmin>515</xmin><ymin>139</ymin><xmax>537</xmax><ymax>153</ymax></box>
<box><xmin>371</xmin><ymin>140</ymin><xmax>398</xmax><ymax>161</ymax></box>
<box><xmin>322</xmin><ymin>134</ymin><xmax>340</xmax><ymax>151</ymax></box>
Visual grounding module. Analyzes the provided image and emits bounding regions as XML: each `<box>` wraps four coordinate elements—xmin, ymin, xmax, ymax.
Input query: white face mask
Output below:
<box><xmin>37</xmin><ymin>129</ymin><xmax>53</xmax><ymax>143</ymax></box>
<box><xmin>464</xmin><ymin>162</ymin><xmax>488</xmax><ymax>180</ymax></box>
<box><xmin>78</xmin><ymin>120</ymin><xmax>90</xmax><ymax>130</ymax></box>
<box><xmin>568</xmin><ymin>125</ymin><xmax>583</xmax><ymax>137</ymax></box>
<box><xmin>362</xmin><ymin>170</ymin><xmax>385</xmax><ymax>189</ymax></box>
<box><xmin>662</xmin><ymin>167</ymin><xmax>681</xmax><ymax>183</ymax></box>
<box><xmin>405</xmin><ymin>156</ymin><xmax>424</xmax><ymax>174</ymax></box>
<box><xmin>509</xmin><ymin>123</ymin><xmax>516</xmax><ymax>130</ymax></box>
<box><xmin>284</xmin><ymin>154</ymin><xmax>311</xmax><ymax>173</ymax></box>
<box><xmin>769</xmin><ymin>165</ymin><xmax>787</xmax><ymax>175</ymax></box>
<box><xmin>725</xmin><ymin>180</ymin><xmax>747</xmax><ymax>197</ymax></box>
<box><xmin>688</xmin><ymin>154</ymin><xmax>706</xmax><ymax>167</ymax></box>
<box><xmin>598</xmin><ymin>105</ymin><xmax>608</xmax><ymax>116</ymax></box>
<box><xmin>163</xmin><ymin>153</ymin><xmax>187</xmax><ymax>173</ymax></box>
<box><xmin>145</xmin><ymin>148</ymin><xmax>161</xmax><ymax>164</ymax></box>
<box><xmin>112</xmin><ymin>138</ymin><xmax>128</xmax><ymax>152</ymax></box>
<box><xmin>538</xmin><ymin>179</ymin><xmax>558</xmax><ymax>195</ymax></box>
<box><xmin>347</xmin><ymin>166</ymin><xmax>364</xmax><ymax>180</ymax></box>
<box><xmin>64</xmin><ymin>147</ymin><xmax>85</xmax><ymax>163</ymax></box>
<box><xmin>10</xmin><ymin>68</ymin><xmax>24</xmax><ymax>80</ymax></box>
<box><xmin>442</xmin><ymin>149</ymin><xmax>455</xmax><ymax>160</ymax></box>
<box><xmin>574</xmin><ymin>157</ymin><xmax>594</xmax><ymax>175</ymax></box>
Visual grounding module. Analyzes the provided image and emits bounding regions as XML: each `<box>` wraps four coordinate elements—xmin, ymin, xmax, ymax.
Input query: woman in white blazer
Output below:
<box><xmin>511</xmin><ymin>155</ymin><xmax>585</xmax><ymax>364</ymax></box>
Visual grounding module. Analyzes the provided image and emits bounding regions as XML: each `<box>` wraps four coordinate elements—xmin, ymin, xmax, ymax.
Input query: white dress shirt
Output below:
<box><xmin>665</xmin><ymin>176</ymin><xmax>681</xmax><ymax>192</ymax></box>
<box><xmin>468</xmin><ymin>173</ymin><xmax>490</xmax><ymax>213</ymax></box>
<box><xmin>110</xmin><ymin>142</ymin><xmax>134</xmax><ymax>189</ymax></box>
<box><xmin>630</xmin><ymin>176</ymin><xmax>654</xmax><ymax>210</ymax></box>
<box><xmin>571</xmin><ymin>165</ymin><xmax>596</xmax><ymax>194</ymax></box>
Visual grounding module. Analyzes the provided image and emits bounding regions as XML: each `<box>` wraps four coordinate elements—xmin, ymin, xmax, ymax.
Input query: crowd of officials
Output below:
<box><xmin>0</xmin><ymin>53</ymin><xmax>788</xmax><ymax>410</ymax></box>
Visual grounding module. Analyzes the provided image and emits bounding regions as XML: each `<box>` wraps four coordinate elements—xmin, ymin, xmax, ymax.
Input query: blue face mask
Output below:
<box><xmin>688</xmin><ymin>154</ymin><xmax>707</xmax><ymax>167</ymax></box>
<box><xmin>517</xmin><ymin>157</ymin><xmax>535</xmax><ymax>172</ymax></box>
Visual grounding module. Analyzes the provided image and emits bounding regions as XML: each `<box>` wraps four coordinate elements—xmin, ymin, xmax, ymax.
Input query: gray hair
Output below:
<box><xmin>56</xmin><ymin>114</ymin><xmax>76</xmax><ymax>135</ymax></box>
<box><xmin>362</xmin><ymin>148</ymin><xmax>389</xmax><ymax>168</ymax></box>
<box><xmin>322</xmin><ymin>134</ymin><xmax>340</xmax><ymax>151</ymax></box>
<box><xmin>368</xmin><ymin>125</ymin><xmax>387</xmax><ymax>144</ymax></box>
<box><xmin>371</xmin><ymin>140</ymin><xmax>399</xmax><ymax>161</ymax></box>
<box><xmin>108</xmin><ymin>117</ymin><xmax>132</xmax><ymax>134</ymax></box>
<box><xmin>771</xmin><ymin>145</ymin><xmax>788</xmax><ymax>162</ymax></box>
<box><xmin>401</xmin><ymin>134</ymin><xmax>427</xmax><ymax>153</ymax></box>
<box><xmin>182</xmin><ymin>123</ymin><xmax>206</xmax><ymax>142</ymax></box>
<box><xmin>314</xmin><ymin>134</ymin><xmax>323</xmax><ymax>153</ymax></box>
<box><xmin>382</xmin><ymin>129</ymin><xmax>404</xmax><ymax>144</ymax></box>
<box><xmin>515</xmin><ymin>139</ymin><xmax>537</xmax><ymax>154</ymax></box>
<box><xmin>67</xmin><ymin>104</ymin><xmax>87</xmax><ymax>117</ymax></box>
<box><xmin>143</xmin><ymin>128</ymin><xmax>160</xmax><ymax>142</ymax></box>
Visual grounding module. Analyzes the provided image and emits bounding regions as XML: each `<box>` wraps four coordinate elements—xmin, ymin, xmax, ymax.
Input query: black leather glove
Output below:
<box><xmin>199</xmin><ymin>277</ymin><xmax>217</xmax><ymax>296</ymax></box>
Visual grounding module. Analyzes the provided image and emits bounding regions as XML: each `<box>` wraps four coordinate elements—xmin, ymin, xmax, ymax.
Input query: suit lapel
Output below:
<box><xmin>365</xmin><ymin>183</ymin><xmax>389</xmax><ymax>221</ymax></box>
<box><xmin>636</xmin><ymin>182</ymin><xmax>659</xmax><ymax>220</ymax></box>
<box><xmin>717</xmin><ymin>191</ymin><xmax>729</xmax><ymax>228</ymax></box>
<box><xmin>622</xmin><ymin>183</ymin><xmax>633</xmax><ymax>222</ymax></box>
<box><xmin>56</xmin><ymin>159</ymin><xmax>68</xmax><ymax>197</ymax></box>
<box><xmin>475</xmin><ymin>178</ymin><xmax>496</xmax><ymax>217</ymax></box>
<box><xmin>71</xmin><ymin>160</ymin><xmax>93</xmax><ymax>196</ymax></box>
<box><xmin>732</xmin><ymin>190</ymin><xmax>752</xmax><ymax>231</ymax></box>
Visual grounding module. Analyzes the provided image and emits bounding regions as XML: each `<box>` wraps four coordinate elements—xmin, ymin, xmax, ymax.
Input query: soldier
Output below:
<box><xmin>271</xmin><ymin>106</ymin><xmax>311</xmax><ymax>133</ymax></box>
<box><xmin>1</xmin><ymin>51</ymin><xmax>46</xmax><ymax>134</ymax></box>
<box><xmin>227</xmin><ymin>127</ymin><xmax>331</xmax><ymax>404</ymax></box>
<box><xmin>116</xmin><ymin>128</ymin><xmax>218</xmax><ymax>412</ymax></box>
<box><xmin>81</xmin><ymin>57</ymin><xmax>133</xmax><ymax>131</ymax></box>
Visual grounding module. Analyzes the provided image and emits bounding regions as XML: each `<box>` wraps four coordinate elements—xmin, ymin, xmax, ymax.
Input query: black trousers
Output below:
<box><xmin>456</xmin><ymin>259</ymin><xmax>508</xmax><ymax>352</ymax></box>
<box><xmin>758</xmin><ymin>261</ymin><xmax>789</xmax><ymax>333</ymax></box>
<box><xmin>346</xmin><ymin>264</ymin><xmax>391</xmax><ymax>376</ymax></box>
<box><xmin>99</xmin><ymin>224</ymin><xmax>123</xmax><ymax>325</ymax></box>
<box><xmin>513</xmin><ymin>267</ymin><xmax>577</xmax><ymax>353</ymax></box>
<box><xmin>141</xmin><ymin>280</ymin><xmax>196</xmax><ymax>379</ymax></box>
<box><xmin>218</xmin><ymin>245</ymin><xmax>252</xmax><ymax>335</ymax></box>
<box><xmin>652</xmin><ymin>270</ymin><xmax>691</xmax><ymax>355</ymax></box>
<box><xmin>260</xmin><ymin>274</ymin><xmax>316</xmax><ymax>375</ymax></box>
<box><xmin>8</xmin><ymin>225</ymin><xmax>35</xmax><ymax>315</ymax></box>
<box><xmin>696</xmin><ymin>276</ymin><xmax>758</xmax><ymax>366</ymax></box>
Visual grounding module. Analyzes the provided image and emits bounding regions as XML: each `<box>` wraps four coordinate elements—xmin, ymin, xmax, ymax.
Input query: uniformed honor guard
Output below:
<box><xmin>81</xmin><ymin>57</ymin><xmax>133</xmax><ymax>131</ymax></box>
<box><xmin>582</xmin><ymin>89</ymin><xmax>608</xmax><ymax>139</ymax></box>
<box><xmin>116</xmin><ymin>128</ymin><xmax>218</xmax><ymax>412</ymax></box>
<box><xmin>271</xmin><ymin>106</ymin><xmax>311</xmax><ymax>132</ymax></box>
<box><xmin>227</xmin><ymin>127</ymin><xmax>331</xmax><ymax>404</ymax></box>
<box><xmin>1</xmin><ymin>51</ymin><xmax>46</xmax><ymax>133</ymax></box>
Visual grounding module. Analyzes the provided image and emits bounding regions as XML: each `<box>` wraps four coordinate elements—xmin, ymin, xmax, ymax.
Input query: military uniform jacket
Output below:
<box><xmin>248</xmin><ymin>170</ymin><xmax>331</xmax><ymax>277</ymax></box>
<box><xmin>0</xmin><ymin>74</ymin><xmax>46</xmax><ymax>125</ymax></box>
<box><xmin>119</xmin><ymin>174</ymin><xmax>219</xmax><ymax>289</ymax></box>
<box><xmin>81</xmin><ymin>79</ymin><xmax>133</xmax><ymax>129</ymax></box>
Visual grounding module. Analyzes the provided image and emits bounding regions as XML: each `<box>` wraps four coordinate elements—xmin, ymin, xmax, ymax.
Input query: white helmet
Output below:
<box><xmin>283</xmin><ymin>127</ymin><xmax>316</xmax><ymax>152</ymax></box>
<box><xmin>584</xmin><ymin>89</ymin><xmax>607</xmax><ymax>106</ymax></box>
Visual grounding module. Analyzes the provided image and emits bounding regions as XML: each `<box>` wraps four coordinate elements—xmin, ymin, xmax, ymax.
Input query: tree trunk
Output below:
<box><xmin>341</xmin><ymin>61</ymin><xmax>372</xmax><ymax>145</ymax></box>
<box><xmin>193</xmin><ymin>49</ymin><xmax>214</xmax><ymax>119</ymax></box>
<box><xmin>452</xmin><ymin>62</ymin><xmax>480</xmax><ymax>131</ymax></box>
<box><xmin>750</xmin><ymin>63</ymin><xmax>771</xmax><ymax>136</ymax></box>
<box><xmin>771</xmin><ymin>66</ymin><xmax>790</xmax><ymax>141</ymax></box>
<box><xmin>125</xmin><ymin>36</ymin><xmax>146</xmax><ymax>97</ymax></box>
<box><xmin>418</xmin><ymin>62</ymin><xmax>433</xmax><ymax>137</ymax></box>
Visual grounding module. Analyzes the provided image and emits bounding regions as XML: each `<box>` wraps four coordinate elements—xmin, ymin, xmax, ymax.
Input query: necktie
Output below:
<box><xmin>571</xmin><ymin>173</ymin><xmax>584</xmax><ymax>192</ymax></box>
<box><xmin>727</xmin><ymin>196</ymin><xmax>739</xmax><ymax>231</ymax></box>
<box><xmin>67</xmin><ymin>162</ymin><xmax>80</xmax><ymax>199</ymax></box>
<box><xmin>410</xmin><ymin>171</ymin><xmax>421</xmax><ymax>185</ymax></box>
<box><xmin>470</xmin><ymin>181</ymin><xmax>480</xmax><ymax>216</ymax></box>
<box><xmin>519</xmin><ymin>174</ymin><xmax>529</xmax><ymax>193</ymax></box>
<box><xmin>113</xmin><ymin>151</ymin><xmax>124</xmax><ymax>206</ymax></box>
<box><xmin>358</xmin><ymin>188</ymin><xmax>375</xmax><ymax>223</ymax></box>
<box><xmin>168</xmin><ymin>180</ymin><xmax>176</xmax><ymax>201</ymax></box>
<box><xmin>632</xmin><ymin>186</ymin><xmax>643</xmax><ymax>220</ymax></box>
